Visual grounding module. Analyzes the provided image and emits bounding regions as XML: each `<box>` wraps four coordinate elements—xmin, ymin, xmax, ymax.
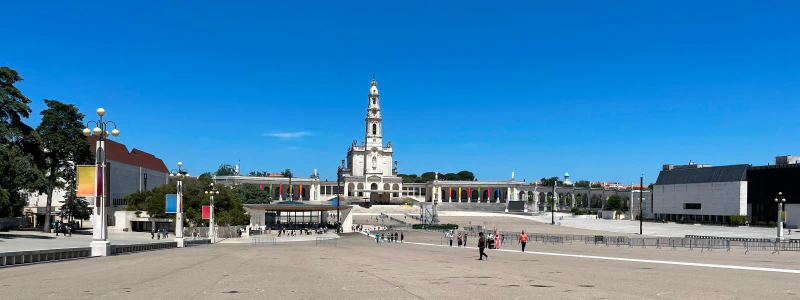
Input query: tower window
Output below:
<box><xmin>372</xmin><ymin>124</ymin><xmax>377</xmax><ymax>135</ymax></box>
<box><xmin>373</xmin><ymin>98</ymin><xmax>376</xmax><ymax>104</ymax></box>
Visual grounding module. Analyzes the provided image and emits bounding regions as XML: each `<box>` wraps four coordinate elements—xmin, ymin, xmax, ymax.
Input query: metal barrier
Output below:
<box><xmin>1</xmin><ymin>247</ymin><xmax>91</xmax><ymax>268</ymax></box>
<box><xmin>744</xmin><ymin>241</ymin><xmax>800</xmax><ymax>254</ymax></box>
<box><xmin>251</xmin><ymin>237</ymin><xmax>276</xmax><ymax>246</ymax></box>
<box><xmin>316</xmin><ymin>237</ymin><xmax>337</xmax><ymax>246</ymax></box>
<box><xmin>113</xmin><ymin>242</ymin><xmax>177</xmax><ymax>255</ymax></box>
<box><xmin>629</xmin><ymin>238</ymin><xmax>662</xmax><ymax>249</ymax></box>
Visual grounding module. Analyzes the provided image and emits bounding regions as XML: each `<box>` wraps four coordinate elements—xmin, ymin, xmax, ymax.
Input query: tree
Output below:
<box><xmin>539</xmin><ymin>177</ymin><xmax>562</xmax><ymax>186</ymax></box>
<box><xmin>591</xmin><ymin>183</ymin><xmax>603</xmax><ymax>188</ymax></box>
<box><xmin>574</xmin><ymin>180</ymin><xmax>591</xmax><ymax>188</ymax></box>
<box><xmin>122</xmin><ymin>177</ymin><xmax>249</xmax><ymax>226</ymax></box>
<box><xmin>456</xmin><ymin>170</ymin><xmax>475</xmax><ymax>181</ymax></box>
<box><xmin>309</xmin><ymin>172</ymin><xmax>320</xmax><ymax>179</ymax></box>
<box><xmin>647</xmin><ymin>183</ymin><xmax>654</xmax><ymax>190</ymax></box>
<box><xmin>61</xmin><ymin>188</ymin><xmax>91</xmax><ymax>223</ymax></box>
<box><xmin>605</xmin><ymin>195</ymin><xmax>623</xmax><ymax>211</ymax></box>
<box><xmin>419</xmin><ymin>172</ymin><xmax>436</xmax><ymax>182</ymax></box>
<box><xmin>214</xmin><ymin>164</ymin><xmax>236</xmax><ymax>176</ymax></box>
<box><xmin>198</xmin><ymin>172</ymin><xmax>213</xmax><ymax>180</ymax></box>
<box><xmin>0</xmin><ymin>67</ymin><xmax>45</xmax><ymax>217</ymax></box>
<box><xmin>36</xmin><ymin>100</ymin><xmax>92</xmax><ymax>233</ymax></box>
<box><xmin>280</xmin><ymin>169</ymin><xmax>293</xmax><ymax>178</ymax></box>
<box><xmin>232</xmin><ymin>183</ymin><xmax>271</xmax><ymax>204</ymax></box>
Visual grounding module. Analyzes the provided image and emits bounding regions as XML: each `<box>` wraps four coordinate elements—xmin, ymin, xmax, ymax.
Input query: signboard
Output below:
<box><xmin>76</xmin><ymin>165</ymin><xmax>96</xmax><ymax>197</ymax></box>
<box><xmin>202</xmin><ymin>205</ymin><xmax>211</xmax><ymax>219</ymax></box>
<box><xmin>165</xmin><ymin>194</ymin><xmax>178</xmax><ymax>213</ymax></box>
<box><xmin>332</xmin><ymin>197</ymin><xmax>339</xmax><ymax>207</ymax></box>
<box><xmin>643</xmin><ymin>202</ymin><xmax>647</xmax><ymax>210</ymax></box>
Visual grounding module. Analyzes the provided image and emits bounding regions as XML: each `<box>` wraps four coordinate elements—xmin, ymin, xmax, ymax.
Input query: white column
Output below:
<box><xmin>175</xmin><ymin>179</ymin><xmax>185</xmax><ymax>247</ymax></box>
<box><xmin>209</xmin><ymin>193</ymin><xmax>215</xmax><ymax>244</ymax></box>
<box><xmin>90</xmin><ymin>140</ymin><xmax>111</xmax><ymax>257</ymax></box>
<box><xmin>572</xmin><ymin>193</ymin><xmax>576</xmax><ymax>208</ymax></box>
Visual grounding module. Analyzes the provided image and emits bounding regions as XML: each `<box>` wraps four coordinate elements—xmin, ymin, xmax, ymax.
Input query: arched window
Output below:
<box><xmin>372</xmin><ymin>98</ymin><xmax>376</xmax><ymax>104</ymax></box>
<box><xmin>372</xmin><ymin>124</ymin><xmax>377</xmax><ymax>135</ymax></box>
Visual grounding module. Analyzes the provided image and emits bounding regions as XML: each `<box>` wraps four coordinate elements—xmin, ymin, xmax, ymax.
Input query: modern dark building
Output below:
<box><xmin>746</xmin><ymin>163</ymin><xmax>800</xmax><ymax>228</ymax></box>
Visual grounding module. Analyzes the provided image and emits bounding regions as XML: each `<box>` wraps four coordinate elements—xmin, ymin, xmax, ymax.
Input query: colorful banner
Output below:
<box><xmin>202</xmin><ymin>205</ymin><xmax>211</xmax><ymax>219</ymax></box>
<box><xmin>96</xmin><ymin>165</ymin><xmax>104</xmax><ymax>196</ymax></box>
<box><xmin>76</xmin><ymin>165</ymin><xmax>96</xmax><ymax>197</ymax></box>
<box><xmin>280</xmin><ymin>184</ymin><xmax>283</xmax><ymax>195</ymax></box>
<box><xmin>780</xmin><ymin>211</ymin><xmax>786</xmax><ymax>222</ymax></box>
<box><xmin>458</xmin><ymin>187</ymin><xmax>461</xmax><ymax>198</ymax></box>
<box><xmin>468</xmin><ymin>187</ymin><xmax>471</xmax><ymax>197</ymax></box>
<box><xmin>165</xmin><ymin>194</ymin><xmax>178</xmax><ymax>213</ymax></box>
<box><xmin>300</xmin><ymin>185</ymin><xmax>303</xmax><ymax>197</ymax></box>
<box><xmin>260</xmin><ymin>184</ymin><xmax>263</xmax><ymax>189</ymax></box>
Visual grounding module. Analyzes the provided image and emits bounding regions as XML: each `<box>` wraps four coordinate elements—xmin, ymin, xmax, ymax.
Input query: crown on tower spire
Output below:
<box><xmin>371</xmin><ymin>72</ymin><xmax>377</xmax><ymax>86</ymax></box>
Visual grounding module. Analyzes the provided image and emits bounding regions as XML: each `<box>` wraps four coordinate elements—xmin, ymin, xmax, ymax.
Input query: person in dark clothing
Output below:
<box><xmin>478</xmin><ymin>232</ymin><xmax>488</xmax><ymax>260</ymax></box>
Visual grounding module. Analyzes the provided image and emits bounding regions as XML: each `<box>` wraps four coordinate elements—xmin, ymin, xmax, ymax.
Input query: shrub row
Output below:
<box><xmin>412</xmin><ymin>224</ymin><xmax>459</xmax><ymax>230</ymax></box>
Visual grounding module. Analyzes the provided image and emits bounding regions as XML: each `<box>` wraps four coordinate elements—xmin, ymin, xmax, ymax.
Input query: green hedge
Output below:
<box><xmin>729</xmin><ymin>215</ymin><xmax>747</xmax><ymax>226</ymax></box>
<box><xmin>412</xmin><ymin>224</ymin><xmax>459</xmax><ymax>230</ymax></box>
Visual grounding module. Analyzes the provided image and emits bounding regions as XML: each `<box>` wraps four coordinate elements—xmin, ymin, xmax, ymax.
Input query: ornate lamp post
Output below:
<box><xmin>205</xmin><ymin>182</ymin><xmax>219</xmax><ymax>244</ymax></box>
<box><xmin>83</xmin><ymin>108</ymin><xmax>120</xmax><ymax>257</ymax></box>
<box><xmin>776</xmin><ymin>192</ymin><xmax>786</xmax><ymax>241</ymax></box>
<box><xmin>337</xmin><ymin>160</ymin><xmax>343</xmax><ymax>225</ymax></box>
<box><xmin>639</xmin><ymin>175</ymin><xmax>644</xmax><ymax>235</ymax></box>
<box><xmin>169</xmin><ymin>162</ymin><xmax>189</xmax><ymax>247</ymax></box>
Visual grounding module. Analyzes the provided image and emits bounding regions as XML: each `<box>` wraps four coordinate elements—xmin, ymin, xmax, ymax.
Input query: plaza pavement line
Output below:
<box><xmin>397</xmin><ymin>240</ymin><xmax>800</xmax><ymax>275</ymax></box>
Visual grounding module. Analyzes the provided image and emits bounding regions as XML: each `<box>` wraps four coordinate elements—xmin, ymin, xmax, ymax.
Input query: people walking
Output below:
<box><xmin>519</xmin><ymin>231</ymin><xmax>528</xmax><ymax>252</ymax></box>
<box><xmin>151</xmin><ymin>229</ymin><xmax>155</xmax><ymax>239</ymax></box>
<box><xmin>400</xmin><ymin>232</ymin><xmax>404</xmax><ymax>243</ymax></box>
<box><xmin>448</xmin><ymin>231</ymin><xmax>454</xmax><ymax>247</ymax></box>
<box><xmin>463</xmin><ymin>233</ymin><xmax>468</xmax><ymax>247</ymax></box>
<box><xmin>376</xmin><ymin>233</ymin><xmax>380</xmax><ymax>244</ymax></box>
<box><xmin>478</xmin><ymin>232</ymin><xmax>488</xmax><ymax>260</ymax></box>
<box><xmin>457</xmin><ymin>233</ymin><xmax>463</xmax><ymax>247</ymax></box>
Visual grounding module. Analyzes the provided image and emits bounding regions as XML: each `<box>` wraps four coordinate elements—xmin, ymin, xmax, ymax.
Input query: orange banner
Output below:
<box><xmin>76</xmin><ymin>165</ymin><xmax>96</xmax><ymax>197</ymax></box>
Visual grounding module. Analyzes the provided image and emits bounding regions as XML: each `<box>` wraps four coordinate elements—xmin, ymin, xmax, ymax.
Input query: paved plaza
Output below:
<box><xmin>2</xmin><ymin>230</ymin><xmax>799</xmax><ymax>300</ymax></box>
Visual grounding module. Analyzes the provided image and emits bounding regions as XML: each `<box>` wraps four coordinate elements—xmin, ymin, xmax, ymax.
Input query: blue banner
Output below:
<box><xmin>332</xmin><ymin>197</ymin><xmax>339</xmax><ymax>207</ymax></box>
<box><xmin>166</xmin><ymin>194</ymin><xmax>178</xmax><ymax>213</ymax></box>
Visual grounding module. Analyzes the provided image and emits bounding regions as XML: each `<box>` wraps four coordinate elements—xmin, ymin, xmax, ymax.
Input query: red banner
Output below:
<box><xmin>202</xmin><ymin>205</ymin><xmax>211</xmax><ymax>219</ymax></box>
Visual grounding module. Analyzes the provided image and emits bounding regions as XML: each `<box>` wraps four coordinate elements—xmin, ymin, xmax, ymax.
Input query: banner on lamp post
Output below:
<box><xmin>76</xmin><ymin>165</ymin><xmax>97</xmax><ymax>197</ymax></box>
<box><xmin>165</xmin><ymin>194</ymin><xmax>178</xmax><ymax>213</ymax></box>
<box><xmin>202</xmin><ymin>205</ymin><xmax>211</xmax><ymax>219</ymax></box>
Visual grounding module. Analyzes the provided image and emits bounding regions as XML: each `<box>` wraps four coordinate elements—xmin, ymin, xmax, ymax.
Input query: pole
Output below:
<box><xmin>778</xmin><ymin>200</ymin><xmax>784</xmax><ymax>241</ymax></box>
<box><xmin>639</xmin><ymin>175</ymin><xmax>643</xmax><ymax>235</ymax></box>
<box><xmin>175</xmin><ymin>178</ymin><xmax>185</xmax><ymax>247</ymax></box>
<box><xmin>90</xmin><ymin>113</ymin><xmax>111</xmax><ymax>257</ymax></box>
<box><xmin>209</xmin><ymin>192</ymin><xmax>215</xmax><ymax>244</ymax></box>
<box><xmin>337</xmin><ymin>166</ymin><xmax>341</xmax><ymax>225</ymax></box>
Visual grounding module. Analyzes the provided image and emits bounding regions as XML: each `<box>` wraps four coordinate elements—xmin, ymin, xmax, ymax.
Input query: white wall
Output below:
<box><xmin>654</xmin><ymin>181</ymin><xmax>747</xmax><ymax>216</ymax></box>
<box><xmin>109</xmin><ymin>161</ymin><xmax>168</xmax><ymax>208</ymax></box>
<box><xmin>785</xmin><ymin>204</ymin><xmax>800</xmax><ymax>229</ymax></box>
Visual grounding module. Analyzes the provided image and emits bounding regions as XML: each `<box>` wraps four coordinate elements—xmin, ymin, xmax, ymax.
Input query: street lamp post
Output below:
<box><xmin>552</xmin><ymin>181</ymin><xmax>557</xmax><ymax>225</ymax></box>
<box><xmin>337</xmin><ymin>160</ymin><xmax>343</xmax><ymax>226</ymax></box>
<box><xmin>83</xmin><ymin>108</ymin><xmax>120</xmax><ymax>257</ymax></box>
<box><xmin>776</xmin><ymin>192</ymin><xmax>786</xmax><ymax>241</ymax></box>
<box><xmin>205</xmin><ymin>182</ymin><xmax>219</xmax><ymax>244</ymax></box>
<box><xmin>169</xmin><ymin>162</ymin><xmax>189</xmax><ymax>247</ymax></box>
<box><xmin>639</xmin><ymin>175</ymin><xmax>644</xmax><ymax>235</ymax></box>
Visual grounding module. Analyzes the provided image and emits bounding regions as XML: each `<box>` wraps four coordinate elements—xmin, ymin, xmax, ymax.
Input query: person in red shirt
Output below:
<box><xmin>519</xmin><ymin>231</ymin><xmax>528</xmax><ymax>252</ymax></box>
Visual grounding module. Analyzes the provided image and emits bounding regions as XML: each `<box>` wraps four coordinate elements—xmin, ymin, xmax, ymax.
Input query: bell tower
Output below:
<box><xmin>365</xmin><ymin>72</ymin><xmax>383</xmax><ymax>148</ymax></box>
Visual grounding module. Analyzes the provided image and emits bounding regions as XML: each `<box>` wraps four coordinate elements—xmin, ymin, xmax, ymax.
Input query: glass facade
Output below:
<box><xmin>265</xmin><ymin>210</ymin><xmax>322</xmax><ymax>229</ymax></box>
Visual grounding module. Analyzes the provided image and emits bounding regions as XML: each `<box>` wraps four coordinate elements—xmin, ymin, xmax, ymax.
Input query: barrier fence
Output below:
<box><xmin>316</xmin><ymin>237</ymin><xmax>337</xmax><ymax>246</ymax></box>
<box><xmin>252</xmin><ymin>237</ymin><xmax>276</xmax><ymax>246</ymax></box>
<box><xmin>416</xmin><ymin>228</ymin><xmax>800</xmax><ymax>254</ymax></box>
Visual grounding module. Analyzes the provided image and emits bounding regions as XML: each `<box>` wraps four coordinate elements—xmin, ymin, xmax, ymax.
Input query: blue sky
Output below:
<box><xmin>3</xmin><ymin>1</ymin><xmax>799</xmax><ymax>184</ymax></box>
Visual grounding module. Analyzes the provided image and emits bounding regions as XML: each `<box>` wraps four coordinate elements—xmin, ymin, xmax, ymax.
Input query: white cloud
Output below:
<box><xmin>261</xmin><ymin>131</ymin><xmax>313</xmax><ymax>138</ymax></box>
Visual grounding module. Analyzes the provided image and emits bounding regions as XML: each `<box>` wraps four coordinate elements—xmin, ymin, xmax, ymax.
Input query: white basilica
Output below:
<box><xmin>215</xmin><ymin>75</ymin><xmax>653</xmax><ymax>213</ymax></box>
<box><xmin>341</xmin><ymin>75</ymin><xmax>403</xmax><ymax>204</ymax></box>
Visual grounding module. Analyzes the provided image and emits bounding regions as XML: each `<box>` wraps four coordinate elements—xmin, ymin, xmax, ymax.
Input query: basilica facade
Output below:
<box><xmin>214</xmin><ymin>76</ymin><xmax>652</xmax><ymax>213</ymax></box>
<box><xmin>341</xmin><ymin>76</ymin><xmax>403</xmax><ymax>204</ymax></box>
